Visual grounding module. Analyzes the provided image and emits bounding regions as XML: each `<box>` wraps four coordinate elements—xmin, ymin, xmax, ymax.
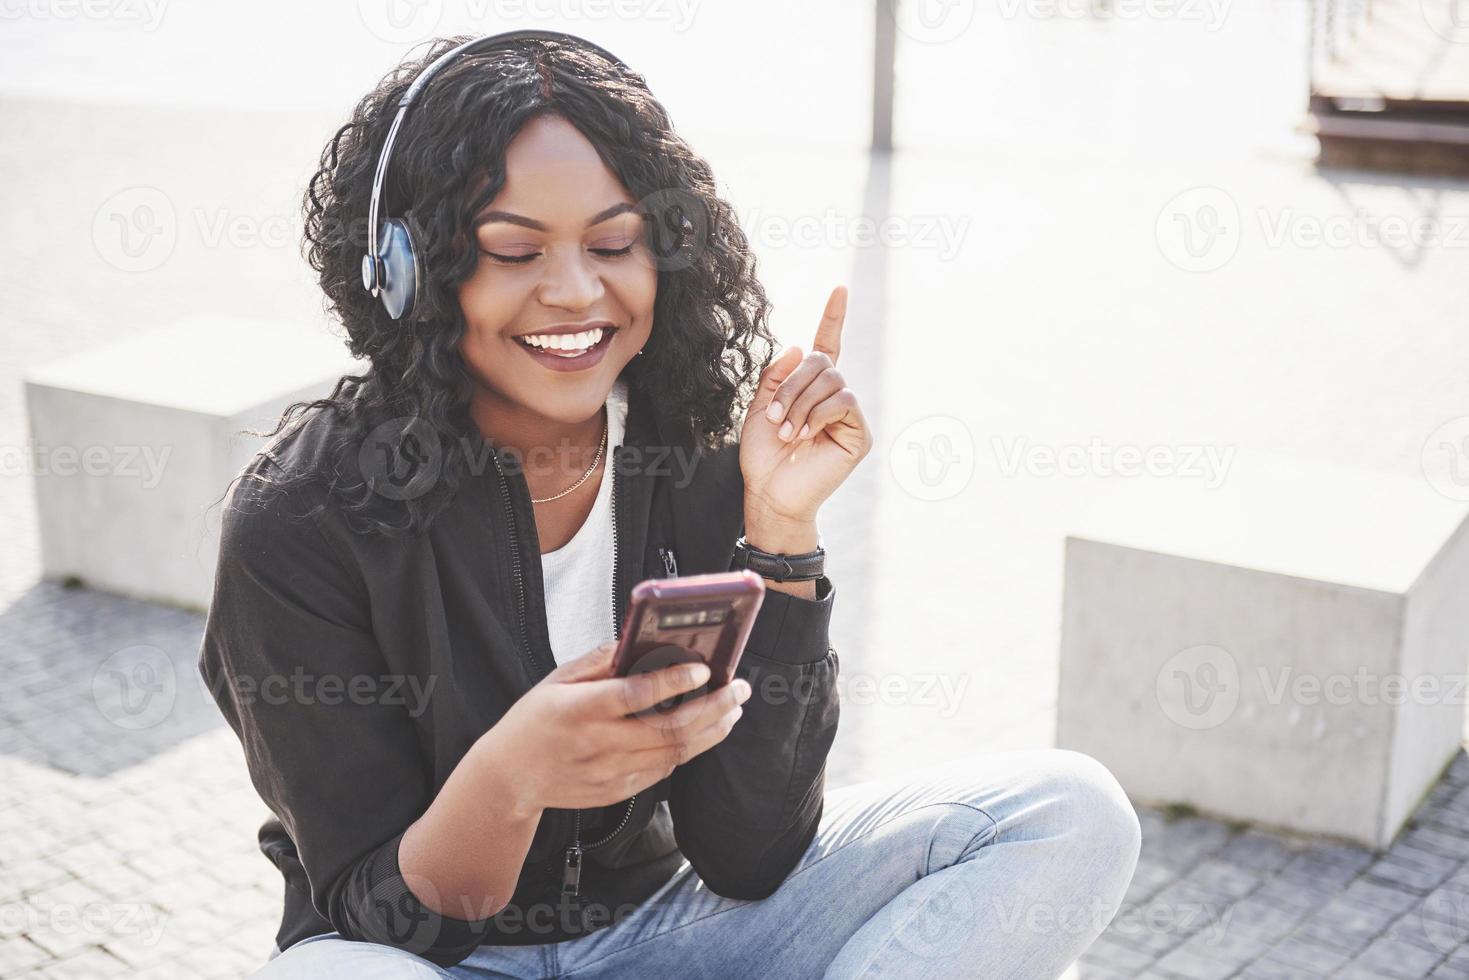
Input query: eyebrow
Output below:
<box><xmin>474</xmin><ymin>201</ymin><xmax>637</xmax><ymax>231</ymax></box>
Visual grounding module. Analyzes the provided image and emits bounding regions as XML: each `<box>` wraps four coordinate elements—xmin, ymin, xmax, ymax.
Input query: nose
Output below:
<box><xmin>537</xmin><ymin>246</ymin><xmax>606</xmax><ymax>312</ymax></box>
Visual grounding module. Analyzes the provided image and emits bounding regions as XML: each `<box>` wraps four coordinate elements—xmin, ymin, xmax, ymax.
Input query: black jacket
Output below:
<box><xmin>197</xmin><ymin>383</ymin><xmax>841</xmax><ymax>967</ymax></box>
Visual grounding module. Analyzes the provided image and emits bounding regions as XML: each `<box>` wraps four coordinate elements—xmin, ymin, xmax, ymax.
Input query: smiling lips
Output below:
<box><xmin>513</xmin><ymin>322</ymin><xmax>618</xmax><ymax>372</ymax></box>
<box><xmin>516</xmin><ymin>325</ymin><xmax>610</xmax><ymax>357</ymax></box>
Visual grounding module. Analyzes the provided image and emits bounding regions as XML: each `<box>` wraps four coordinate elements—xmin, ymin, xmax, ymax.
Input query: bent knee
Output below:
<box><xmin>252</xmin><ymin>936</ymin><xmax>450</xmax><ymax>979</ymax></box>
<box><xmin>1040</xmin><ymin>750</ymin><xmax>1142</xmax><ymax>874</ymax></box>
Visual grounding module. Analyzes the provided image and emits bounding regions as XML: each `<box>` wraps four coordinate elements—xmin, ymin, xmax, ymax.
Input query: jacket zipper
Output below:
<box><xmin>491</xmin><ymin>446</ymin><xmax>635</xmax><ymax>899</ymax></box>
<box><xmin>562</xmin><ymin>443</ymin><xmax>637</xmax><ymax>899</ymax></box>
<box><xmin>491</xmin><ymin>451</ymin><xmax>542</xmax><ymax>677</ymax></box>
<box><xmin>659</xmin><ymin>546</ymin><xmax>678</xmax><ymax>578</ymax></box>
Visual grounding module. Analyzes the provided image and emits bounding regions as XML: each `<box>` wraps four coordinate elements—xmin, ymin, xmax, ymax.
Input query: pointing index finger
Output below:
<box><xmin>812</xmin><ymin>285</ymin><xmax>848</xmax><ymax>365</ymax></box>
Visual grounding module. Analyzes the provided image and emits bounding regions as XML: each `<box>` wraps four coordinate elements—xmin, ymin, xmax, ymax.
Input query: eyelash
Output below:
<box><xmin>480</xmin><ymin>243</ymin><xmax>636</xmax><ymax>265</ymax></box>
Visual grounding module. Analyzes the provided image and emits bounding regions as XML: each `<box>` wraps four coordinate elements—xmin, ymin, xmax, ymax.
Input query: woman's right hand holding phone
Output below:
<box><xmin>475</xmin><ymin>642</ymin><xmax>752</xmax><ymax>819</ymax></box>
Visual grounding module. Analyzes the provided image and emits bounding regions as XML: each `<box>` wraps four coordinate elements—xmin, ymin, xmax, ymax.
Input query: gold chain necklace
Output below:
<box><xmin>529</xmin><ymin>417</ymin><xmax>609</xmax><ymax>505</ymax></box>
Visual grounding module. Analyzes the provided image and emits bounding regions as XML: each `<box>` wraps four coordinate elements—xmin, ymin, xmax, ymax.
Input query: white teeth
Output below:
<box><xmin>519</xmin><ymin>327</ymin><xmax>607</xmax><ymax>353</ymax></box>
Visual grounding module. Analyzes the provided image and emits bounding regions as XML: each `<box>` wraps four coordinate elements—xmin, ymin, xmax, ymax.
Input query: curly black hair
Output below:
<box><xmin>248</xmin><ymin>33</ymin><xmax>775</xmax><ymax>537</ymax></box>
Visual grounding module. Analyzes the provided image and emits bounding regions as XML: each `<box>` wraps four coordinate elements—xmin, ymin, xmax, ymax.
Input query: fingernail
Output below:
<box><xmin>735</xmin><ymin>680</ymin><xmax>752</xmax><ymax>702</ymax></box>
<box><xmin>798</xmin><ymin>424</ymin><xmax>810</xmax><ymax>440</ymax></box>
<box><xmin>766</xmin><ymin>401</ymin><xmax>784</xmax><ymax>423</ymax></box>
<box><xmin>688</xmin><ymin>663</ymin><xmax>710</xmax><ymax>686</ymax></box>
<box><xmin>778</xmin><ymin>421</ymin><xmax>793</xmax><ymax>441</ymax></box>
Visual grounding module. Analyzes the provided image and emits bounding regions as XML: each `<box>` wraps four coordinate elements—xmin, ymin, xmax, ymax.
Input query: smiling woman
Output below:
<box><xmin>200</xmin><ymin>29</ymin><xmax>1136</xmax><ymax>980</ymax></box>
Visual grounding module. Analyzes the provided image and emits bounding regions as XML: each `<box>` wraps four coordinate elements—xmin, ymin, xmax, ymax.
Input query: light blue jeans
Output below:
<box><xmin>255</xmin><ymin>750</ymin><xmax>1141</xmax><ymax>979</ymax></box>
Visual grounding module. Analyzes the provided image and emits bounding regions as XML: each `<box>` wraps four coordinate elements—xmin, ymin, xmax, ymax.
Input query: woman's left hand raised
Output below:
<box><xmin>740</xmin><ymin>285</ymin><xmax>872</xmax><ymax>551</ymax></box>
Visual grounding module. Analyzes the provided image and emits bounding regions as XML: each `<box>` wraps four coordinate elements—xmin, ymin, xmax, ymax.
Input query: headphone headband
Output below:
<box><xmin>361</xmin><ymin>29</ymin><xmax>631</xmax><ymax>319</ymax></box>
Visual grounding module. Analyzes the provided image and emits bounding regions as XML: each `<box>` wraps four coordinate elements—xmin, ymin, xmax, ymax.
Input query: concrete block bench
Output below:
<box><xmin>24</xmin><ymin>316</ymin><xmax>363</xmax><ymax>610</ymax></box>
<box><xmin>1057</xmin><ymin>452</ymin><xmax>1469</xmax><ymax>849</ymax></box>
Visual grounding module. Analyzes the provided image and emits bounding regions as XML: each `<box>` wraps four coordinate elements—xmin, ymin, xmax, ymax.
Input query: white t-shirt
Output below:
<box><xmin>540</xmin><ymin>380</ymin><xmax>628</xmax><ymax>666</ymax></box>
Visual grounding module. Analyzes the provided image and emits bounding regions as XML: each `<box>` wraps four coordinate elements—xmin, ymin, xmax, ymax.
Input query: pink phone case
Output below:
<box><xmin>611</xmin><ymin>570</ymin><xmax>766</xmax><ymax>691</ymax></box>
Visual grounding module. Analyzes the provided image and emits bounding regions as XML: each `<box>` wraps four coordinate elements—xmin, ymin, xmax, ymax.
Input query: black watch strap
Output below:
<box><xmin>731</xmin><ymin>536</ymin><xmax>826</xmax><ymax>582</ymax></box>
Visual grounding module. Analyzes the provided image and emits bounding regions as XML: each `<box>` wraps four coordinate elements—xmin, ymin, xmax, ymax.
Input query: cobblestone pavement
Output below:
<box><xmin>8</xmin><ymin>578</ymin><xmax>1469</xmax><ymax>978</ymax></box>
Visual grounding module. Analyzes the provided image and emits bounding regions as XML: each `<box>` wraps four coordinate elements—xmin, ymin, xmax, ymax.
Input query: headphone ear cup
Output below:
<box><xmin>376</xmin><ymin>217</ymin><xmax>422</xmax><ymax>320</ymax></box>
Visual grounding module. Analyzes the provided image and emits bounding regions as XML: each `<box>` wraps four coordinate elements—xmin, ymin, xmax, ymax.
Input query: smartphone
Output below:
<box><xmin>612</xmin><ymin>570</ymin><xmax>765</xmax><ymax>711</ymax></box>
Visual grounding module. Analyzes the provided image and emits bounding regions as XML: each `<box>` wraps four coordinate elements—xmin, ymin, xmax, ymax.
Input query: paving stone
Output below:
<box><xmin>1081</xmin><ymin>935</ymin><xmax>1157</xmax><ymax>974</ymax></box>
<box><xmin>1216</xmin><ymin>831</ymin><xmax>1298</xmax><ymax>875</ymax></box>
<box><xmin>1344</xmin><ymin>877</ymin><xmax>1427</xmax><ymax>916</ymax></box>
<box><xmin>1294</xmin><ymin>895</ymin><xmax>1401</xmax><ymax>956</ymax></box>
<box><xmin>1348</xmin><ymin>936</ymin><xmax>1449</xmax><ymax>979</ymax></box>
<box><xmin>1217</xmin><ymin>896</ymin><xmax>1310</xmax><ymax>944</ymax></box>
<box><xmin>1153</xmin><ymin>944</ymin><xmax>1242</xmax><ymax>980</ymax></box>
<box><xmin>1262</xmin><ymin>936</ymin><xmax>1353</xmax><ymax>974</ymax></box>
<box><xmin>1371</xmin><ymin>842</ymin><xmax>1467</xmax><ymax>892</ymax></box>
<box><xmin>1407</xmin><ymin>827</ymin><xmax>1469</xmax><ymax>863</ymax></box>
<box><xmin>1187</xmin><ymin>858</ymin><xmax>1262</xmax><ymax>903</ymax></box>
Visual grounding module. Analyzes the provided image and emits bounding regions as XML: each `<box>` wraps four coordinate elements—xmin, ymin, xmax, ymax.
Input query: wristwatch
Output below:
<box><xmin>730</xmin><ymin>535</ymin><xmax>826</xmax><ymax>583</ymax></box>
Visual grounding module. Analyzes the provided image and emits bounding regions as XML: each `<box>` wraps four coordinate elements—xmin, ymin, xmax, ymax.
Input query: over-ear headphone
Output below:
<box><xmin>360</xmin><ymin>30</ymin><xmax>632</xmax><ymax>320</ymax></box>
